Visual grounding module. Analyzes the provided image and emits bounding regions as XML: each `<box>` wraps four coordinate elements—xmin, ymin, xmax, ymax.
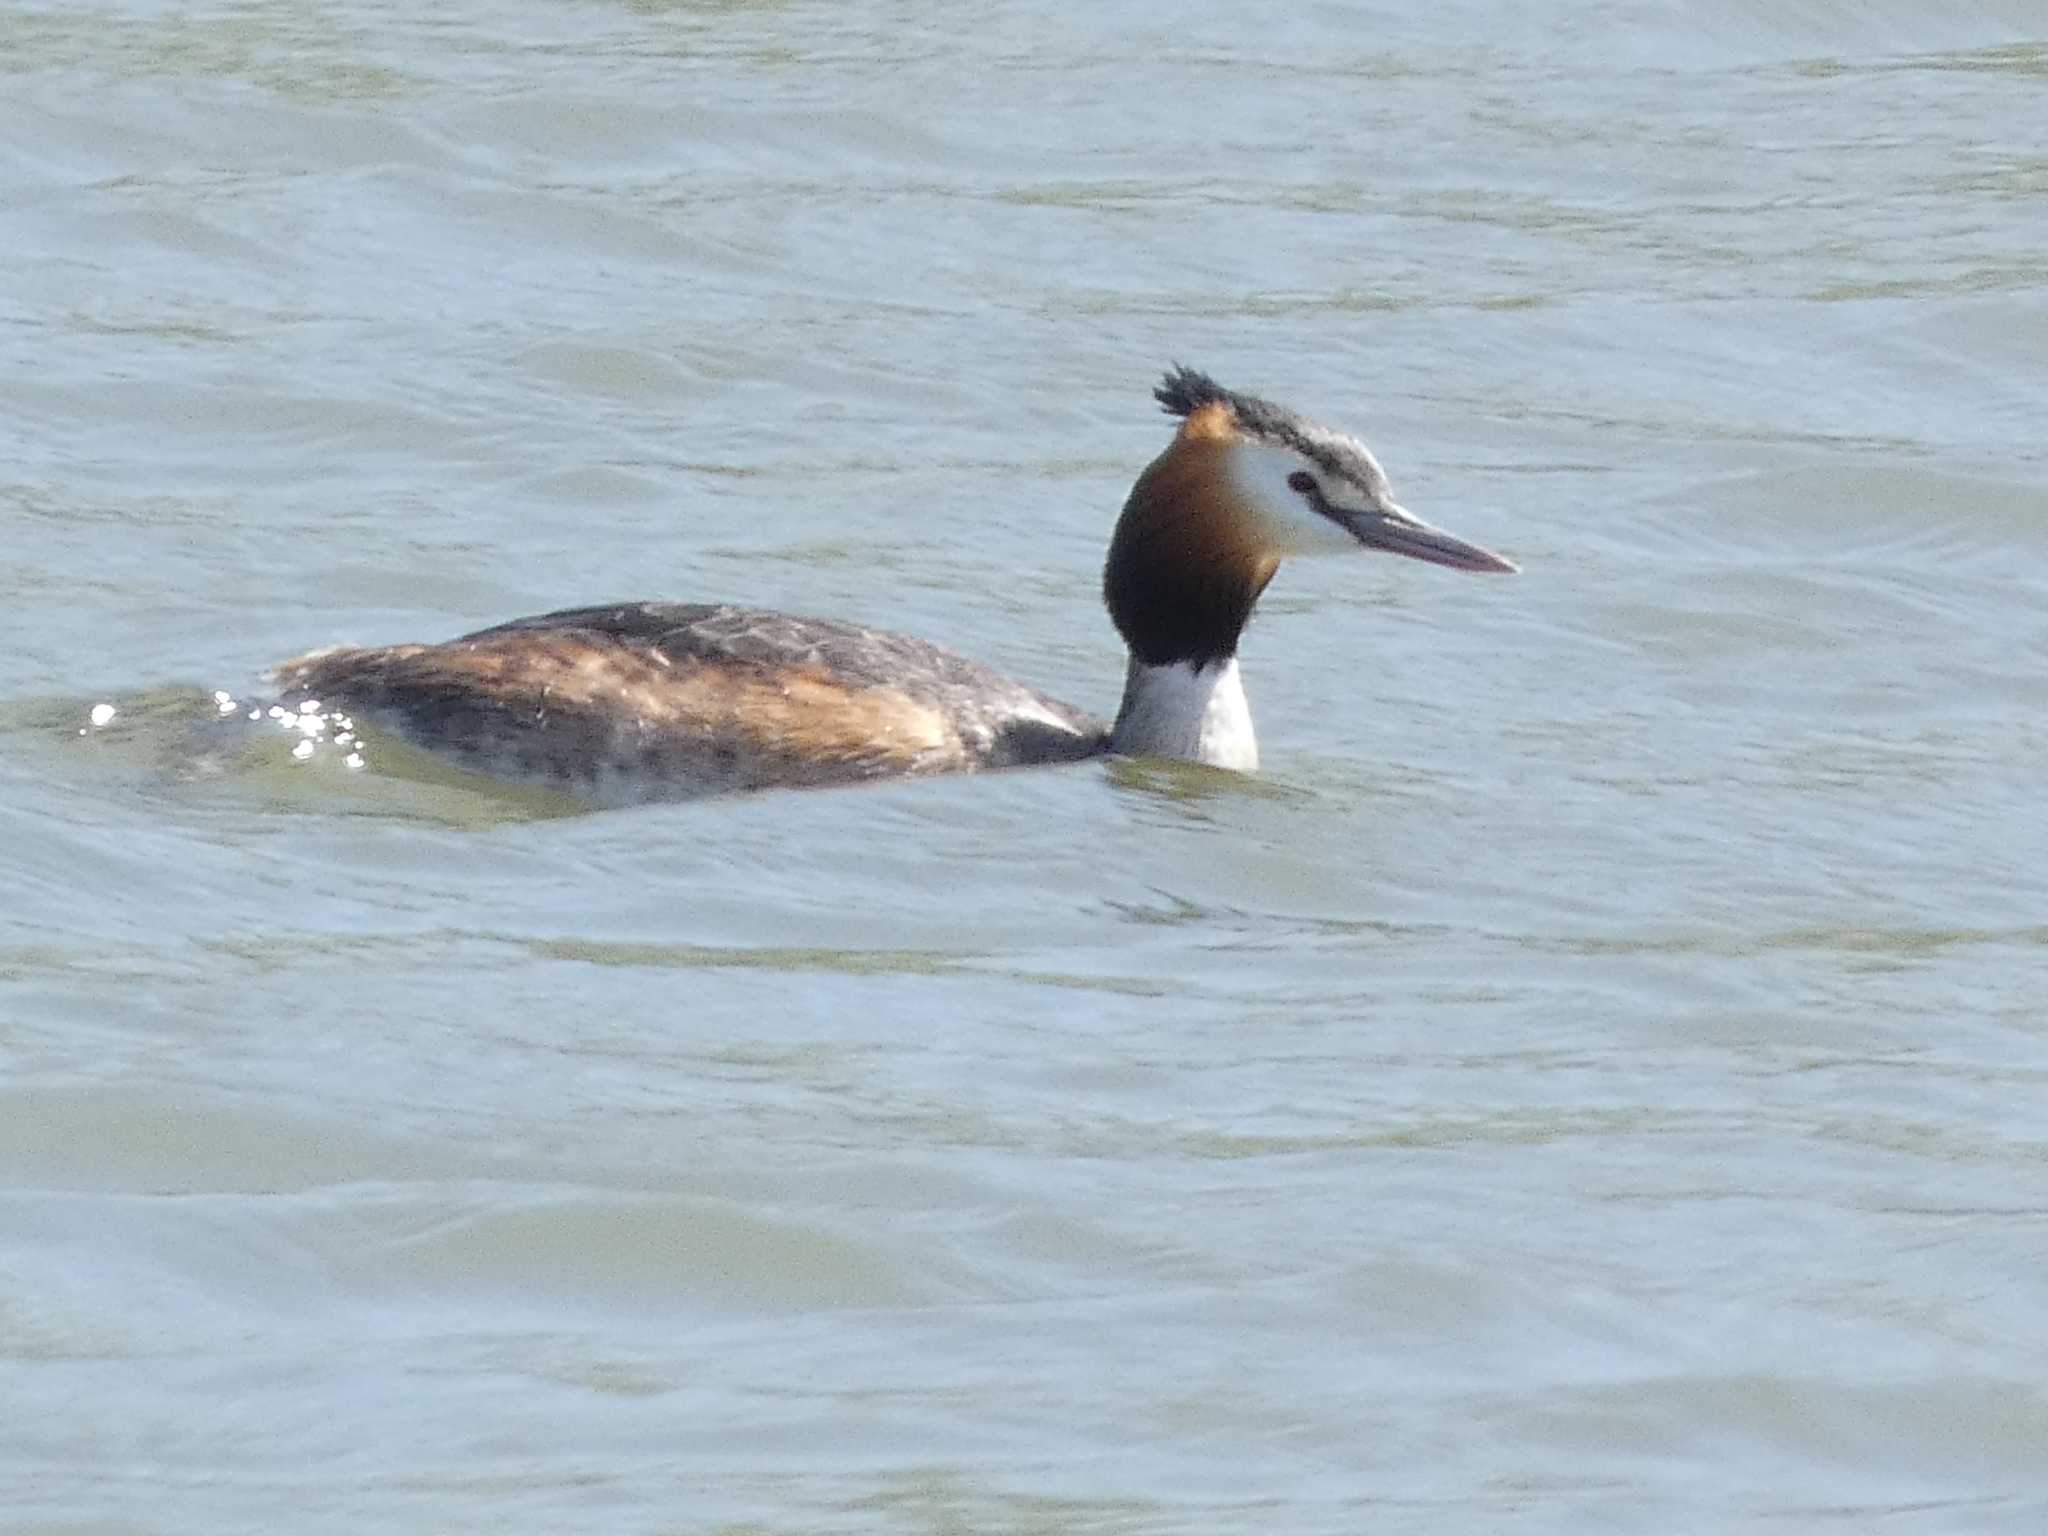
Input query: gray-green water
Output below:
<box><xmin>5</xmin><ymin>2</ymin><xmax>2048</xmax><ymax>1530</ymax></box>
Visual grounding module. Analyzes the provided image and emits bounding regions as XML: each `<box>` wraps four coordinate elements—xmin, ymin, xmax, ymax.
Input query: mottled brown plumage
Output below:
<box><xmin>274</xmin><ymin>603</ymin><xmax>1104</xmax><ymax>802</ymax></box>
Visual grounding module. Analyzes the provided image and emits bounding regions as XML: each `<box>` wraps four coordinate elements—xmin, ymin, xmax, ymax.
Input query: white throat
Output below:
<box><xmin>1109</xmin><ymin>657</ymin><xmax>1258</xmax><ymax>771</ymax></box>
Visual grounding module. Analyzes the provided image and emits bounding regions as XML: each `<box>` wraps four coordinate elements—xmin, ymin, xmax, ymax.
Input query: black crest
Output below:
<box><xmin>1154</xmin><ymin>364</ymin><xmax>1379</xmax><ymax>490</ymax></box>
<box><xmin>1155</xmin><ymin>364</ymin><xmax>1239</xmax><ymax>419</ymax></box>
<box><xmin>1154</xmin><ymin>365</ymin><xmax>1305</xmax><ymax>446</ymax></box>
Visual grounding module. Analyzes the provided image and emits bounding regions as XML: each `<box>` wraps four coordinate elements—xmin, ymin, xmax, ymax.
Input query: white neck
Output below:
<box><xmin>1109</xmin><ymin>657</ymin><xmax>1258</xmax><ymax>771</ymax></box>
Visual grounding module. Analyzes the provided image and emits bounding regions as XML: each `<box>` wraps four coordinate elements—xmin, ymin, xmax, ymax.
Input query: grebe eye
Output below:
<box><xmin>1287</xmin><ymin>471</ymin><xmax>1316</xmax><ymax>495</ymax></box>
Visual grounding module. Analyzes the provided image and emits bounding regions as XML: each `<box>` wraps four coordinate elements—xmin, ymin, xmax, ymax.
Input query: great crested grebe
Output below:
<box><xmin>271</xmin><ymin>368</ymin><xmax>1516</xmax><ymax>802</ymax></box>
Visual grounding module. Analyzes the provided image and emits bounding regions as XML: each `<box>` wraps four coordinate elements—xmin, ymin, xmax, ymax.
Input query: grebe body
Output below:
<box><xmin>272</xmin><ymin>369</ymin><xmax>1515</xmax><ymax>803</ymax></box>
<box><xmin>276</xmin><ymin>603</ymin><xmax>1107</xmax><ymax>802</ymax></box>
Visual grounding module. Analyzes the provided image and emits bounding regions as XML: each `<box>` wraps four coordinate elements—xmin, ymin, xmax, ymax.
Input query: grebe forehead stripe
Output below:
<box><xmin>1155</xmin><ymin>366</ymin><xmax>1382</xmax><ymax>487</ymax></box>
<box><xmin>1156</xmin><ymin>365</ymin><xmax>1303</xmax><ymax>433</ymax></box>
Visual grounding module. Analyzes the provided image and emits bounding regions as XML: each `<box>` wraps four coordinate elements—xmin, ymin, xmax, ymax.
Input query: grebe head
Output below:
<box><xmin>1102</xmin><ymin>366</ymin><xmax>1516</xmax><ymax>768</ymax></box>
<box><xmin>1104</xmin><ymin>365</ymin><xmax>1516</xmax><ymax>668</ymax></box>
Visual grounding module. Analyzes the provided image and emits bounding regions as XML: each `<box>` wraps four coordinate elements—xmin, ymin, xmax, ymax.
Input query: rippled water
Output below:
<box><xmin>6</xmin><ymin>1</ymin><xmax>2048</xmax><ymax>1530</ymax></box>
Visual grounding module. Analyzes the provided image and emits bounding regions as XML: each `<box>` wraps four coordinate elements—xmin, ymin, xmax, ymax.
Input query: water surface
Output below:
<box><xmin>5</xmin><ymin>1</ymin><xmax>2048</xmax><ymax>1530</ymax></box>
